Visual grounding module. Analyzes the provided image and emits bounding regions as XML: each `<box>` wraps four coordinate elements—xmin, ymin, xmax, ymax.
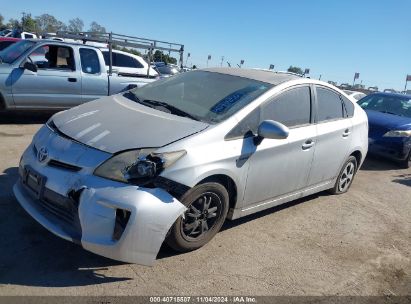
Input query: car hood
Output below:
<box><xmin>366</xmin><ymin>110</ymin><xmax>411</xmax><ymax>130</ymax></box>
<box><xmin>52</xmin><ymin>94</ymin><xmax>209</xmax><ymax>154</ymax></box>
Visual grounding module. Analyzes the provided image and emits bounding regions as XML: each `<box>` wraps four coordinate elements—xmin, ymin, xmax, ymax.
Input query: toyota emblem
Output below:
<box><xmin>37</xmin><ymin>147</ymin><xmax>49</xmax><ymax>163</ymax></box>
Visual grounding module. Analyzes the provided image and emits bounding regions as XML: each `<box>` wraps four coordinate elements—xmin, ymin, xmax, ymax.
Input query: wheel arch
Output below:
<box><xmin>196</xmin><ymin>174</ymin><xmax>238</xmax><ymax>211</ymax></box>
<box><xmin>349</xmin><ymin>150</ymin><xmax>363</xmax><ymax>171</ymax></box>
<box><xmin>0</xmin><ymin>92</ymin><xmax>6</xmax><ymax>110</ymax></box>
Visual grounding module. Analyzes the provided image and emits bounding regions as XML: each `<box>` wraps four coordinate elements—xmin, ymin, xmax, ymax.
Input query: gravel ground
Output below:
<box><xmin>0</xmin><ymin>112</ymin><xmax>410</xmax><ymax>296</ymax></box>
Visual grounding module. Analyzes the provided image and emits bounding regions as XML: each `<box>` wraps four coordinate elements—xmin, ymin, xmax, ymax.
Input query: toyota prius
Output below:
<box><xmin>14</xmin><ymin>68</ymin><xmax>368</xmax><ymax>265</ymax></box>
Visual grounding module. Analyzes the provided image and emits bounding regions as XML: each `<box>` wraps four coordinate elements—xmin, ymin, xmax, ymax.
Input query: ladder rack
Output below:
<box><xmin>47</xmin><ymin>31</ymin><xmax>184</xmax><ymax>77</ymax></box>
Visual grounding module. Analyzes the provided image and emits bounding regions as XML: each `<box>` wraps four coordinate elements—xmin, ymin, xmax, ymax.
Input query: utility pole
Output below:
<box><xmin>185</xmin><ymin>52</ymin><xmax>190</xmax><ymax>68</ymax></box>
<box><xmin>21</xmin><ymin>12</ymin><xmax>26</xmax><ymax>31</ymax></box>
<box><xmin>405</xmin><ymin>75</ymin><xmax>411</xmax><ymax>93</ymax></box>
<box><xmin>220</xmin><ymin>56</ymin><xmax>224</xmax><ymax>67</ymax></box>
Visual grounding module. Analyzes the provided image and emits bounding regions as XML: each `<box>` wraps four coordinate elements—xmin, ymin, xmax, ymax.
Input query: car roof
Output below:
<box><xmin>0</xmin><ymin>37</ymin><xmax>21</xmax><ymax>41</ymax></box>
<box><xmin>202</xmin><ymin>67</ymin><xmax>301</xmax><ymax>85</ymax></box>
<box><xmin>370</xmin><ymin>92</ymin><xmax>411</xmax><ymax>99</ymax></box>
<box><xmin>25</xmin><ymin>39</ymin><xmax>102</xmax><ymax>49</ymax></box>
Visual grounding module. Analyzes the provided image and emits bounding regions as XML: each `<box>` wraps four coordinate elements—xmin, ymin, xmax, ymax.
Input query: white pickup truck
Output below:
<box><xmin>0</xmin><ymin>39</ymin><xmax>157</xmax><ymax>111</ymax></box>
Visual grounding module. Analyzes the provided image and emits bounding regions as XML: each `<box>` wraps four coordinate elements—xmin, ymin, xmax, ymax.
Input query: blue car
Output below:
<box><xmin>358</xmin><ymin>92</ymin><xmax>411</xmax><ymax>168</ymax></box>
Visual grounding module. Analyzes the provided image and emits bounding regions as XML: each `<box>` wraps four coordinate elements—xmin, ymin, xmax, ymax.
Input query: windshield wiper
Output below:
<box><xmin>123</xmin><ymin>92</ymin><xmax>199</xmax><ymax>121</ymax></box>
<box><xmin>123</xmin><ymin>91</ymin><xmax>140</xmax><ymax>103</ymax></box>
<box><xmin>142</xmin><ymin>99</ymin><xmax>200</xmax><ymax>121</ymax></box>
<box><xmin>381</xmin><ymin>110</ymin><xmax>402</xmax><ymax>116</ymax></box>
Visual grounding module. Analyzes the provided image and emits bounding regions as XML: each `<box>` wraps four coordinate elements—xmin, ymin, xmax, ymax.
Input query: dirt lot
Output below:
<box><xmin>0</xmin><ymin>112</ymin><xmax>410</xmax><ymax>296</ymax></box>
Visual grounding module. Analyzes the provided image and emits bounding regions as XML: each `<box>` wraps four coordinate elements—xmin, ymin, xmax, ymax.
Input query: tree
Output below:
<box><xmin>287</xmin><ymin>66</ymin><xmax>303</xmax><ymax>75</ymax></box>
<box><xmin>35</xmin><ymin>14</ymin><xmax>66</xmax><ymax>33</ymax></box>
<box><xmin>68</xmin><ymin>18</ymin><xmax>84</xmax><ymax>32</ymax></box>
<box><xmin>7</xmin><ymin>18</ymin><xmax>21</xmax><ymax>30</ymax></box>
<box><xmin>113</xmin><ymin>45</ymin><xmax>142</xmax><ymax>57</ymax></box>
<box><xmin>0</xmin><ymin>14</ymin><xmax>5</xmax><ymax>30</ymax></box>
<box><xmin>89</xmin><ymin>21</ymin><xmax>106</xmax><ymax>33</ymax></box>
<box><xmin>153</xmin><ymin>50</ymin><xmax>177</xmax><ymax>64</ymax></box>
<box><xmin>21</xmin><ymin>13</ymin><xmax>37</xmax><ymax>32</ymax></box>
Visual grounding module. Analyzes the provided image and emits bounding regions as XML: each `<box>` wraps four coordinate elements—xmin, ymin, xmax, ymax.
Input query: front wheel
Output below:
<box><xmin>166</xmin><ymin>182</ymin><xmax>229</xmax><ymax>252</ymax></box>
<box><xmin>399</xmin><ymin>151</ymin><xmax>411</xmax><ymax>169</ymax></box>
<box><xmin>329</xmin><ymin>156</ymin><xmax>358</xmax><ymax>195</ymax></box>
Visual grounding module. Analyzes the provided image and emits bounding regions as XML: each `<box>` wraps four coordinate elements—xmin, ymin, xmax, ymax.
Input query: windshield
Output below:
<box><xmin>358</xmin><ymin>94</ymin><xmax>411</xmax><ymax>118</ymax></box>
<box><xmin>125</xmin><ymin>70</ymin><xmax>273</xmax><ymax>124</ymax></box>
<box><xmin>0</xmin><ymin>40</ymin><xmax>35</xmax><ymax>64</ymax></box>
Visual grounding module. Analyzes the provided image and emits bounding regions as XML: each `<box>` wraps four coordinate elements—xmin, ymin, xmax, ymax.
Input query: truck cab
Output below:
<box><xmin>0</xmin><ymin>40</ymin><xmax>155</xmax><ymax>110</ymax></box>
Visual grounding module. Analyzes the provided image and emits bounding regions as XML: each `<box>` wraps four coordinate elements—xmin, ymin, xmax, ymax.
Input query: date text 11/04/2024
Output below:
<box><xmin>149</xmin><ymin>296</ymin><xmax>257</xmax><ymax>303</ymax></box>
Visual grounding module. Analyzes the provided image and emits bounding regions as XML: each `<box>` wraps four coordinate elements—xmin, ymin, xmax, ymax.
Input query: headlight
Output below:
<box><xmin>383</xmin><ymin>130</ymin><xmax>411</xmax><ymax>137</ymax></box>
<box><xmin>94</xmin><ymin>149</ymin><xmax>186</xmax><ymax>183</ymax></box>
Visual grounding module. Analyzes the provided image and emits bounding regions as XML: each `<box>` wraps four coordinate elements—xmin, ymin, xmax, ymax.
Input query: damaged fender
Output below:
<box><xmin>79</xmin><ymin>186</ymin><xmax>186</xmax><ymax>266</ymax></box>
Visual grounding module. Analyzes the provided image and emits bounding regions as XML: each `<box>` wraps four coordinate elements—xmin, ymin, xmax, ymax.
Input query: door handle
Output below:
<box><xmin>342</xmin><ymin>129</ymin><xmax>351</xmax><ymax>137</ymax></box>
<box><xmin>68</xmin><ymin>77</ymin><xmax>77</xmax><ymax>82</ymax></box>
<box><xmin>302</xmin><ymin>139</ymin><xmax>314</xmax><ymax>150</ymax></box>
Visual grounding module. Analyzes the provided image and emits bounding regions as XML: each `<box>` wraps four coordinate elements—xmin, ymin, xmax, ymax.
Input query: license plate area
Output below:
<box><xmin>22</xmin><ymin>166</ymin><xmax>47</xmax><ymax>199</ymax></box>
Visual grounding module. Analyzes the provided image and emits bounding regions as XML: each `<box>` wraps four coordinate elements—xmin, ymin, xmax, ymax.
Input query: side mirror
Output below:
<box><xmin>21</xmin><ymin>61</ymin><xmax>37</xmax><ymax>72</ymax></box>
<box><xmin>254</xmin><ymin>120</ymin><xmax>289</xmax><ymax>145</ymax></box>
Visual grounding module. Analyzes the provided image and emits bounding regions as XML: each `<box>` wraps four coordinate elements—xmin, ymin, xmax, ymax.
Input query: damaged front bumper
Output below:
<box><xmin>13</xmin><ymin>125</ymin><xmax>186</xmax><ymax>266</ymax></box>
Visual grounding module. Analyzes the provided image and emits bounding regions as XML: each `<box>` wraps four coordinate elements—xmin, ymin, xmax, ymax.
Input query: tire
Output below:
<box><xmin>399</xmin><ymin>151</ymin><xmax>411</xmax><ymax>169</ymax></box>
<box><xmin>166</xmin><ymin>182</ymin><xmax>229</xmax><ymax>252</ymax></box>
<box><xmin>329</xmin><ymin>156</ymin><xmax>358</xmax><ymax>195</ymax></box>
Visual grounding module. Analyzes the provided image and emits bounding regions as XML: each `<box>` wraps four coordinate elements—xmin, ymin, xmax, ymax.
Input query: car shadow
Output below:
<box><xmin>0</xmin><ymin>111</ymin><xmax>56</xmax><ymax>124</ymax></box>
<box><xmin>0</xmin><ymin>167</ymin><xmax>131</xmax><ymax>287</ymax></box>
<box><xmin>158</xmin><ymin>192</ymin><xmax>327</xmax><ymax>260</ymax></box>
<box><xmin>360</xmin><ymin>155</ymin><xmax>402</xmax><ymax>171</ymax></box>
<box><xmin>392</xmin><ymin>173</ymin><xmax>411</xmax><ymax>187</ymax></box>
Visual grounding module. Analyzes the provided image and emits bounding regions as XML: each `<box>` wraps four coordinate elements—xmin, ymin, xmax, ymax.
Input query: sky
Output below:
<box><xmin>2</xmin><ymin>0</ymin><xmax>411</xmax><ymax>91</ymax></box>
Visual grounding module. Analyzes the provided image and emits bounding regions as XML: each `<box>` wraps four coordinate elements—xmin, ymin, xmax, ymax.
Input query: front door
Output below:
<box><xmin>243</xmin><ymin>85</ymin><xmax>316</xmax><ymax>207</ymax></box>
<box><xmin>12</xmin><ymin>44</ymin><xmax>81</xmax><ymax>109</ymax></box>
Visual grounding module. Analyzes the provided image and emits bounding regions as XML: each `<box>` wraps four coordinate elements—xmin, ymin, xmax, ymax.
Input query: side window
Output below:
<box><xmin>102</xmin><ymin>51</ymin><xmax>110</xmax><ymax>65</ymax></box>
<box><xmin>316</xmin><ymin>87</ymin><xmax>344</xmax><ymax>122</ymax></box>
<box><xmin>341</xmin><ymin>95</ymin><xmax>355</xmax><ymax>117</ymax></box>
<box><xmin>80</xmin><ymin>48</ymin><xmax>101</xmax><ymax>74</ymax></box>
<box><xmin>225</xmin><ymin>86</ymin><xmax>311</xmax><ymax>140</ymax></box>
<box><xmin>262</xmin><ymin>86</ymin><xmax>311</xmax><ymax>127</ymax></box>
<box><xmin>29</xmin><ymin>45</ymin><xmax>75</xmax><ymax>70</ymax></box>
<box><xmin>115</xmin><ymin>53</ymin><xmax>144</xmax><ymax>68</ymax></box>
<box><xmin>225</xmin><ymin>107</ymin><xmax>261</xmax><ymax>140</ymax></box>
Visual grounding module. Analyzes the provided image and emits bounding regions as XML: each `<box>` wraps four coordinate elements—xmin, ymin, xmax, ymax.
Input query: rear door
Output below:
<box><xmin>307</xmin><ymin>86</ymin><xmax>353</xmax><ymax>187</ymax></box>
<box><xmin>12</xmin><ymin>43</ymin><xmax>81</xmax><ymax>108</ymax></box>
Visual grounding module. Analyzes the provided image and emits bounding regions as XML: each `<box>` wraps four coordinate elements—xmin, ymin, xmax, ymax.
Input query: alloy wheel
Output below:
<box><xmin>181</xmin><ymin>192</ymin><xmax>221</xmax><ymax>240</ymax></box>
<box><xmin>338</xmin><ymin>161</ymin><xmax>355</xmax><ymax>192</ymax></box>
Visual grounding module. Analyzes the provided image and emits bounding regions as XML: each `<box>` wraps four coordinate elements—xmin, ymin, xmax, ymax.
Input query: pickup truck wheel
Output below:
<box><xmin>329</xmin><ymin>156</ymin><xmax>357</xmax><ymax>195</ymax></box>
<box><xmin>166</xmin><ymin>182</ymin><xmax>229</xmax><ymax>252</ymax></box>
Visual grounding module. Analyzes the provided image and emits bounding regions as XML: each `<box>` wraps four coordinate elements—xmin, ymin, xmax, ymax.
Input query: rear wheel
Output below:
<box><xmin>166</xmin><ymin>182</ymin><xmax>229</xmax><ymax>252</ymax></box>
<box><xmin>329</xmin><ymin>156</ymin><xmax>358</xmax><ymax>194</ymax></box>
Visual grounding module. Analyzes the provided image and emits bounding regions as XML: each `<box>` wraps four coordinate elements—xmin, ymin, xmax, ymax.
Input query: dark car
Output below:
<box><xmin>358</xmin><ymin>92</ymin><xmax>411</xmax><ymax>168</ymax></box>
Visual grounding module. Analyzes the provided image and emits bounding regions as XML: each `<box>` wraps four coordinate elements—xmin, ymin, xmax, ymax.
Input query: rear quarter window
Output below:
<box><xmin>341</xmin><ymin>95</ymin><xmax>355</xmax><ymax>117</ymax></box>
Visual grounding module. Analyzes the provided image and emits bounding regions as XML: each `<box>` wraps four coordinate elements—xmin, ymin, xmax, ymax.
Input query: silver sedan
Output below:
<box><xmin>14</xmin><ymin>68</ymin><xmax>368</xmax><ymax>265</ymax></box>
